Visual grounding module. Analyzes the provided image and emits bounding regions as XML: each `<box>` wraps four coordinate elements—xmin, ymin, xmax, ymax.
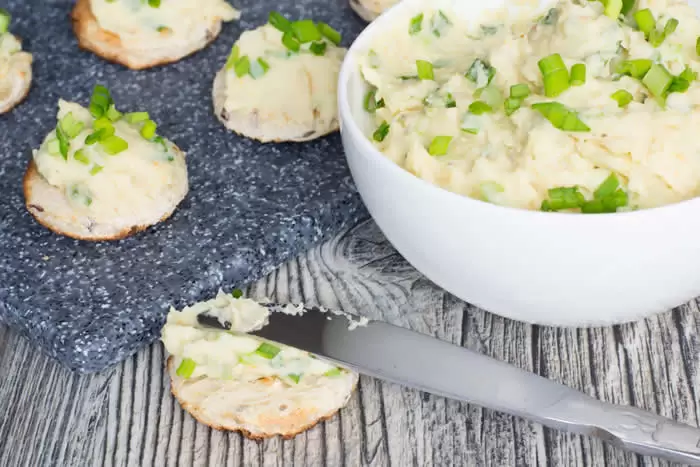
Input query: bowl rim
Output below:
<box><xmin>337</xmin><ymin>0</ymin><xmax>700</xmax><ymax>223</ymax></box>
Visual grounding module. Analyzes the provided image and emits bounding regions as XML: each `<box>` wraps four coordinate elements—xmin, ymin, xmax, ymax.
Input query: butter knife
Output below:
<box><xmin>243</xmin><ymin>304</ymin><xmax>700</xmax><ymax>464</ymax></box>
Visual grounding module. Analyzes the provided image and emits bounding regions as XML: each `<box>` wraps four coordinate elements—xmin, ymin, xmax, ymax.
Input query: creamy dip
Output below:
<box><xmin>33</xmin><ymin>96</ymin><xmax>187</xmax><ymax>224</ymax></box>
<box><xmin>161</xmin><ymin>291</ymin><xmax>347</xmax><ymax>384</ymax></box>
<box><xmin>360</xmin><ymin>0</ymin><xmax>700</xmax><ymax>212</ymax></box>
<box><xmin>90</xmin><ymin>0</ymin><xmax>239</xmax><ymax>47</ymax></box>
<box><xmin>0</xmin><ymin>26</ymin><xmax>32</xmax><ymax>108</ymax></box>
<box><xmin>221</xmin><ymin>22</ymin><xmax>346</xmax><ymax>131</ymax></box>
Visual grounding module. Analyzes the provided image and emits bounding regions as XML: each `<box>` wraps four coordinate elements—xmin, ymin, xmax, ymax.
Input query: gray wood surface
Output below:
<box><xmin>0</xmin><ymin>219</ymin><xmax>698</xmax><ymax>467</ymax></box>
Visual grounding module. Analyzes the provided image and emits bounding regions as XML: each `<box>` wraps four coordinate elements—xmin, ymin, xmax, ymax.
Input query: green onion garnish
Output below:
<box><xmin>93</xmin><ymin>117</ymin><xmax>115</xmax><ymax>136</ymax></box>
<box><xmin>531</xmin><ymin>102</ymin><xmax>590</xmax><ymax>132</ymax></box>
<box><xmin>255</xmin><ymin>342</ymin><xmax>281</xmax><ymax>359</ymax></box>
<box><xmin>225</xmin><ymin>44</ymin><xmax>240</xmax><ymax>70</ymax></box>
<box><xmin>427</xmin><ymin>136</ymin><xmax>452</xmax><ymax>156</ymax></box>
<box><xmin>570</xmin><ymin>63</ymin><xmax>586</xmax><ymax>86</ymax></box>
<box><xmin>466</xmin><ymin>59</ymin><xmax>496</xmax><ymax>88</ymax></box>
<box><xmin>538</xmin><ymin>53</ymin><xmax>569</xmax><ymax>97</ymax></box>
<box><xmin>233</xmin><ymin>56</ymin><xmax>250</xmax><ymax>78</ymax></box>
<box><xmin>409</xmin><ymin>13</ymin><xmax>423</xmax><ymax>35</ymax></box>
<box><xmin>602</xmin><ymin>0</ymin><xmax>623</xmax><ymax>19</ymax></box>
<box><xmin>291</xmin><ymin>19</ymin><xmax>322</xmax><ymax>43</ymax></box>
<box><xmin>621</xmin><ymin>0</ymin><xmax>635</xmax><ymax>16</ymax></box>
<box><xmin>85</xmin><ymin>129</ymin><xmax>108</xmax><ymax>145</ymax></box>
<box><xmin>680</xmin><ymin>67</ymin><xmax>697</xmax><ymax>83</ymax></box>
<box><xmin>232</xmin><ymin>288</ymin><xmax>243</xmax><ymax>298</ymax></box>
<box><xmin>510</xmin><ymin>84</ymin><xmax>530</xmax><ymax>99</ymax></box>
<box><xmin>504</xmin><ymin>97</ymin><xmax>522</xmax><ymax>116</ymax></box>
<box><xmin>47</xmin><ymin>139</ymin><xmax>60</xmax><ymax>155</ymax></box>
<box><xmin>124</xmin><ymin>112</ymin><xmax>149</xmax><ymax>124</ymax></box>
<box><xmin>611</xmin><ymin>89</ymin><xmax>633</xmax><ymax>107</ymax></box>
<box><xmin>310</xmin><ymin>41</ymin><xmax>327</xmax><ymax>56</ymax></box>
<box><xmin>269</xmin><ymin>11</ymin><xmax>292</xmax><ymax>32</ymax></box>
<box><xmin>373</xmin><ymin>121</ymin><xmax>390</xmax><ymax>142</ymax></box>
<box><xmin>156</xmin><ymin>26</ymin><xmax>170</xmax><ymax>33</ymax></box>
<box><xmin>176</xmin><ymin>358</ymin><xmax>196</xmax><ymax>378</ymax></box>
<box><xmin>73</xmin><ymin>149</ymin><xmax>90</xmax><ymax>165</ymax></box>
<box><xmin>89</xmin><ymin>85</ymin><xmax>113</xmax><ymax>119</ymax></box>
<box><xmin>634</xmin><ymin>9</ymin><xmax>655</xmax><ymax>37</ymax></box>
<box><xmin>147</xmin><ymin>0</ymin><xmax>160</xmax><ymax>7</ymax></box>
<box><xmin>140</xmin><ymin>120</ymin><xmax>157</xmax><ymax>140</ymax></box>
<box><xmin>317</xmin><ymin>22</ymin><xmax>342</xmax><ymax>45</ymax></box>
<box><xmin>416</xmin><ymin>60</ymin><xmax>434</xmax><ymax>80</ymax></box>
<box><xmin>541</xmin><ymin>186</ymin><xmax>585</xmax><ymax>211</ymax></box>
<box><xmin>697</xmin><ymin>37</ymin><xmax>700</xmax><ymax>56</ymax></box>
<box><xmin>0</xmin><ymin>8</ymin><xmax>11</xmax><ymax>35</ymax></box>
<box><xmin>100</xmin><ymin>135</ymin><xmax>128</xmax><ymax>155</ymax></box>
<box><xmin>430</xmin><ymin>10</ymin><xmax>451</xmax><ymax>37</ymax></box>
<box><xmin>615</xmin><ymin>59</ymin><xmax>652</xmax><ymax>79</ymax></box>
<box><xmin>649</xmin><ymin>18</ymin><xmax>679</xmax><ymax>47</ymax></box>
<box><xmin>642</xmin><ymin>63</ymin><xmax>673</xmax><ymax>98</ymax></box>
<box><xmin>288</xmin><ymin>374</ymin><xmax>301</xmax><ymax>384</ymax></box>
<box><xmin>249</xmin><ymin>58</ymin><xmax>270</xmax><ymax>79</ymax></box>
<box><xmin>60</xmin><ymin>112</ymin><xmax>85</xmax><ymax>139</ymax></box>
<box><xmin>106</xmin><ymin>105</ymin><xmax>121</xmax><ymax>122</ymax></box>
<box><xmin>445</xmin><ymin>93</ymin><xmax>456</xmax><ymax>108</ymax></box>
<box><xmin>55</xmin><ymin>125</ymin><xmax>70</xmax><ymax>160</ymax></box>
<box><xmin>282</xmin><ymin>31</ymin><xmax>300</xmax><ymax>52</ymax></box>
<box><xmin>324</xmin><ymin>368</ymin><xmax>343</xmax><ymax>377</ymax></box>
<box><xmin>468</xmin><ymin>100</ymin><xmax>492</xmax><ymax>115</ymax></box>
<box><xmin>90</xmin><ymin>165</ymin><xmax>104</xmax><ymax>176</ymax></box>
<box><xmin>594</xmin><ymin>173</ymin><xmax>620</xmax><ymax>200</ymax></box>
<box><xmin>364</xmin><ymin>89</ymin><xmax>384</xmax><ymax>112</ymax></box>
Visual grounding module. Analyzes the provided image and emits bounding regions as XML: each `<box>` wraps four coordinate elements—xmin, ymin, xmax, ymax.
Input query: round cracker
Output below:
<box><xmin>0</xmin><ymin>41</ymin><xmax>32</xmax><ymax>114</ymax></box>
<box><xmin>349</xmin><ymin>0</ymin><xmax>396</xmax><ymax>22</ymax></box>
<box><xmin>167</xmin><ymin>357</ymin><xmax>358</xmax><ymax>439</ymax></box>
<box><xmin>23</xmin><ymin>145</ymin><xmax>188</xmax><ymax>241</ymax></box>
<box><xmin>71</xmin><ymin>0</ymin><xmax>225</xmax><ymax>70</ymax></box>
<box><xmin>212</xmin><ymin>68</ymin><xmax>340</xmax><ymax>143</ymax></box>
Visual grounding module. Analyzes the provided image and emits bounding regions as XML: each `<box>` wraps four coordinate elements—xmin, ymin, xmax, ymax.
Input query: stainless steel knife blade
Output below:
<box><xmin>250</xmin><ymin>304</ymin><xmax>700</xmax><ymax>464</ymax></box>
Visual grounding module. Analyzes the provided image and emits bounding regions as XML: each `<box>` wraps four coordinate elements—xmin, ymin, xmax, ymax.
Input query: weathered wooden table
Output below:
<box><xmin>1</xmin><ymin>220</ymin><xmax>698</xmax><ymax>466</ymax></box>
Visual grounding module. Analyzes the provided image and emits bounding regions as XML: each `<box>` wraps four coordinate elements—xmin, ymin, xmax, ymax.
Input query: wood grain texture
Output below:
<box><xmin>0</xmin><ymin>219</ymin><xmax>698</xmax><ymax>466</ymax></box>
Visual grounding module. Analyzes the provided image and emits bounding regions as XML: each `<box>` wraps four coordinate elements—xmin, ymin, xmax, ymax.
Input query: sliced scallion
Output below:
<box><xmin>90</xmin><ymin>165</ymin><xmax>104</xmax><ymax>176</ymax></box>
<box><xmin>106</xmin><ymin>105</ymin><xmax>121</xmax><ymax>122</ymax></box>
<box><xmin>364</xmin><ymin>89</ymin><xmax>384</xmax><ymax>112</ymax></box>
<box><xmin>124</xmin><ymin>112</ymin><xmax>149</xmax><ymax>124</ymax></box>
<box><xmin>541</xmin><ymin>186</ymin><xmax>585</xmax><ymax>211</ymax></box>
<box><xmin>642</xmin><ymin>63</ymin><xmax>673</xmax><ymax>98</ymax></box>
<box><xmin>649</xmin><ymin>18</ymin><xmax>678</xmax><ymax>47</ymax></box>
<box><xmin>323</xmin><ymin>368</ymin><xmax>343</xmax><ymax>377</ymax></box>
<box><xmin>445</xmin><ymin>93</ymin><xmax>456</xmax><ymax>108</ymax></box>
<box><xmin>468</xmin><ymin>100</ymin><xmax>492</xmax><ymax>115</ymax></box>
<box><xmin>248</xmin><ymin>58</ymin><xmax>269</xmax><ymax>79</ymax></box>
<box><xmin>594</xmin><ymin>173</ymin><xmax>620</xmax><ymax>200</ymax></box>
<box><xmin>570</xmin><ymin>63</ymin><xmax>586</xmax><ymax>86</ymax></box>
<box><xmin>427</xmin><ymin>136</ymin><xmax>452</xmax><ymax>156</ymax></box>
<box><xmin>255</xmin><ymin>342</ymin><xmax>281</xmax><ymax>359</ymax></box>
<box><xmin>602</xmin><ymin>0</ymin><xmax>623</xmax><ymax>19</ymax></box>
<box><xmin>147</xmin><ymin>0</ymin><xmax>160</xmax><ymax>7</ymax></box>
<box><xmin>538</xmin><ymin>53</ymin><xmax>569</xmax><ymax>97</ymax></box>
<box><xmin>232</xmin><ymin>288</ymin><xmax>243</xmax><ymax>298</ymax></box>
<box><xmin>504</xmin><ymin>97</ymin><xmax>522</xmax><ymax>116</ymax></box>
<box><xmin>176</xmin><ymin>358</ymin><xmax>196</xmax><ymax>378</ymax></box>
<box><xmin>93</xmin><ymin>117</ymin><xmax>115</xmax><ymax>136</ymax></box>
<box><xmin>225</xmin><ymin>44</ymin><xmax>240</xmax><ymax>70</ymax></box>
<box><xmin>140</xmin><ymin>120</ymin><xmax>157</xmax><ymax>140</ymax></box>
<box><xmin>100</xmin><ymin>135</ymin><xmax>128</xmax><ymax>155</ymax></box>
<box><xmin>291</xmin><ymin>19</ymin><xmax>322</xmax><ymax>43</ymax></box>
<box><xmin>611</xmin><ymin>89</ymin><xmax>633</xmax><ymax>107</ymax></box>
<box><xmin>288</xmin><ymin>374</ymin><xmax>301</xmax><ymax>383</ymax></box>
<box><xmin>85</xmin><ymin>129</ymin><xmax>108</xmax><ymax>145</ymax></box>
<box><xmin>282</xmin><ymin>31</ymin><xmax>300</xmax><ymax>52</ymax></box>
<box><xmin>697</xmin><ymin>36</ymin><xmax>700</xmax><ymax>56</ymax></box>
<box><xmin>510</xmin><ymin>84</ymin><xmax>530</xmax><ymax>99</ymax></box>
<box><xmin>269</xmin><ymin>11</ymin><xmax>292</xmax><ymax>32</ymax></box>
<box><xmin>531</xmin><ymin>102</ymin><xmax>590</xmax><ymax>132</ymax></box>
<box><xmin>60</xmin><ymin>112</ymin><xmax>85</xmax><ymax>139</ymax></box>
<box><xmin>634</xmin><ymin>9</ymin><xmax>655</xmax><ymax>37</ymax></box>
<box><xmin>89</xmin><ymin>85</ymin><xmax>113</xmax><ymax>119</ymax></box>
<box><xmin>73</xmin><ymin>149</ymin><xmax>90</xmax><ymax>165</ymax></box>
<box><xmin>615</xmin><ymin>59</ymin><xmax>652</xmax><ymax>79</ymax></box>
<box><xmin>233</xmin><ymin>56</ymin><xmax>250</xmax><ymax>78</ymax></box>
<box><xmin>309</xmin><ymin>41</ymin><xmax>327</xmax><ymax>56</ymax></box>
<box><xmin>409</xmin><ymin>13</ymin><xmax>424</xmax><ymax>35</ymax></box>
<box><xmin>0</xmin><ymin>8</ymin><xmax>10</xmax><ymax>35</ymax></box>
<box><xmin>373</xmin><ymin>121</ymin><xmax>390</xmax><ymax>142</ymax></box>
<box><xmin>317</xmin><ymin>22</ymin><xmax>342</xmax><ymax>45</ymax></box>
<box><xmin>55</xmin><ymin>125</ymin><xmax>70</xmax><ymax>160</ymax></box>
<box><xmin>416</xmin><ymin>60</ymin><xmax>434</xmax><ymax>80</ymax></box>
<box><xmin>466</xmin><ymin>59</ymin><xmax>496</xmax><ymax>89</ymax></box>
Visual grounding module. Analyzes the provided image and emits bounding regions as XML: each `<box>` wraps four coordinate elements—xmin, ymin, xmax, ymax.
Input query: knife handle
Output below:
<box><xmin>540</xmin><ymin>393</ymin><xmax>700</xmax><ymax>464</ymax></box>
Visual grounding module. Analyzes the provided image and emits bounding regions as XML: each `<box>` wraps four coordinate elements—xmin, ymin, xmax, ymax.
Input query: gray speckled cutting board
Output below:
<box><xmin>0</xmin><ymin>0</ymin><xmax>368</xmax><ymax>373</ymax></box>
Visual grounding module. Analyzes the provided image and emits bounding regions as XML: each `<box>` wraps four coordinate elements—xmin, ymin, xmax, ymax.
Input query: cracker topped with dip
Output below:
<box><xmin>24</xmin><ymin>85</ymin><xmax>189</xmax><ymax>241</ymax></box>
<box><xmin>71</xmin><ymin>0</ymin><xmax>240</xmax><ymax>69</ymax></box>
<box><xmin>0</xmin><ymin>8</ymin><xmax>32</xmax><ymax>114</ymax></box>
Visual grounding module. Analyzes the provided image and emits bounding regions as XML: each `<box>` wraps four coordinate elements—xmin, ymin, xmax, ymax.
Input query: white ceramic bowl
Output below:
<box><xmin>338</xmin><ymin>0</ymin><xmax>700</xmax><ymax>327</ymax></box>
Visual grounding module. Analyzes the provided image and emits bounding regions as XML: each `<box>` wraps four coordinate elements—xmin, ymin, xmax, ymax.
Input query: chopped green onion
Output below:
<box><xmin>100</xmin><ymin>135</ymin><xmax>128</xmax><ymax>155</ymax></box>
<box><xmin>538</xmin><ymin>53</ymin><xmax>569</xmax><ymax>97</ymax></box>
<box><xmin>282</xmin><ymin>32</ymin><xmax>300</xmax><ymax>52</ymax></box>
<box><xmin>309</xmin><ymin>41</ymin><xmax>327</xmax><ymax>56</ymax></box>
<box><xmin>468</xmin><ymin>100</ymin><xmax>492</xmax><ymax>115</ymax></box>
<box><xmin>445</xmin><ymin>93</ymin><xmax>456</xmax><ymax>108</ymax></box>
<box><xmin>466</xmin><ymin>59</ymin><xmax>496</xmax><ymax>88</ymax></box>
<box><xmin>416</xmin><ymin>60</ymin><xmax>434</xmax><ymax>80</ymax></box>
<box><xmin>541</xmin><ymin>186</ymin><xmax>585</xmax><ymax>211</ymax></box>
<box><xmin>570</xmin><ymin>64</ymin><xmax>586</xmax><ymax>86</ymax></box>
<box><xmin>697</xmin><ymin>37</ymin><xmax>700</xmax><ymax>56</ymax></box>
<box><xmin>642</xmin><ymin>63</ymin><xmax>673</xmax><ymax>98</ymax></box>
<box><xmin>85</xmin><ymin>129</ymin><xmax>108</xmax><ymax>145</ymax></box>
<box><xmin>373</xmin><ymin>121</ymin><xmax>390</xmax><ymax>142</ymax></box>
<box><xmin>47</xmin><ymin>139</ymin><xmax>60</xmax><ymax>155</ymax></box>
<box><xmin>73</xmin><ymin>149</ymin><xmax>90</xmax><ymax>165</ymax></box>
<box><xmin>317</xmin><ymin>22</ymin><xmax>342</xmax><ymax>45</ymax></box>
<box><xmin>89</xmin><ymin>85</ymin><xmax>113</xmax><ymax>119</ymax></box>
<box><xmin>409</xmin><ymin>13</ymin><xmax>424</xmax><ymax>35</ymax></box>
<box><xmin>634</xmin><ymin>9</ymin><xmax>656</xmax><ymax>37</ymax></box>
<box><xmin>510</xmin><ymin>84</ymin><xmax>530</xmax><ymax>99</ymax></box>
<box><xmin>0</xmin><ymin>8</ymin><xmax>10</xmax><ymax>35</ymax></box>
<box><xmin>291</xmin><ymin>20</ymin><xmax>322</xmax><ymax>43</ymax></box>
<box><xmin>364</xmin><ymin>89</ymin><xmax>384</xmax><ymax>112</ymax></box>
<box><xmin>680</xmin><ymin>67</ymin><xmax>697</xmax><ymax>83</ymax></box>
<box><xmin>255</xmin><ymin>342</ymin><xmax>281</xmax><ymax>359</ymax></box>
<box><xmin>504</xmin><ymin>97</ymin><xmax>522</xmax><ymax>116</ymax></box>
<box><xmin>60</xmin><ymin>112</ymin><xmax>85</xmax><ymax>139</ymax></box>
<box><xmin>248</xmin><ymin>58</ymin><xmax>270</xmax><ymax>79</ymax></box>
<box><xmin>124</xmin><ymin>112</ymin><xmax>149</xmax><ymax>124</ymax></box>
<box><xmin>323</xmin><ymin>368</ymin><xmax>343</xmax><ymax>377</ymax></box>
<box><xmin>611</xmin><ymin>89</ymin><xmax>633</xmax><ymax>107</ymax></box>
<box><xmin>531</xmin><ymin>102</ymin><xmax>590</xmax><ymax>132</ymax></box>
<box><xmin>232</xmin><ymin>288</ymin><xmax>243</xmax><ymax>298</ymax></box>
<box><xmin>602</xmin><ymin>0</ymin><xmax>623</xmax><ymax>19</ymax></box>
<box><xmin>621</xmin><ymin>0</ymin><xmax>636</xmax><ymax>16</ymax></box>
<box><xmin>225</xmin><ymin>44</ymin><xmax>240</xmax><ymax>70</ymax></box>
<box><xmin>615</xmin><ymin>59</ymin><xmax>652</xmax><ymax>79</ymax></box>
<box><xmin>288</xmin><ymin>374</ymin><xmax>301</xmax><ymax>383</ymax></box>
<box><xmin>106</xmin><ymin>105</ymin><xmax>121</xmax><ymax>122</ymax></box>
<box><xmin>147</xmin><ymin>0</ymin><xmax>160</xmax><ymax>7</ymax></box>
<box><xmin>669</xmin><ymin>76</ymin><xmax>690</xmax><ymax>93</ymax></box>
<box><xmin>140</xmin><ymin>120</ymin><xmax>157</xmax><ymax>140</ymax></box>
<box><xmin>233</xmin><ymin>56</ymin><xmax>250</xmax><ymax>78</ymax></box>
<box><xmin>55</xmin><ymin>125</ymin><xmax>70</xmax><ymax>160</ymax></box>
<box><xmin>90</xmin><ymin>165</ymin><xmax>104</xmax><ymax>176</ymax></box>
<box><xmin>427</xmin><ymin>136</ymin><xmax>452</xmax><ymax>156</ymax></box>
<box><xmin>176</xmin><ymin>358</ymin><xmax>196</xmax><ymax>378</ymax></box>
<box><xmin>649</xmin><ymin>18</ymin><xmax>678</xmax><ymax>47</ymax></box>
<box><xmin>594</xmin><ymin>173</ymin><xmax>620</xmax><ymax>199</ymax></box>
<box><xmin>476</xmin><ymin>85</ymin><xmax>503</xmax><ymax>108</ymax></box>
<box><xmin>430</xmin><ymin>10</ymin><xmax>451</xmax><ymax>37</ymax></box>
<box><xmin>156</xmin><ymin>26</ymin><xmax>170</xmax><ymax>33</ymax></box>
<box><xmin>93</xmin><ymin>117</ymin><xmax>115</xmax><ymax>136</ymax></box>
<box><xmin>268</xmin><ymin>11</ymin><xmax>292</xmax><ymax>32</ymax></box>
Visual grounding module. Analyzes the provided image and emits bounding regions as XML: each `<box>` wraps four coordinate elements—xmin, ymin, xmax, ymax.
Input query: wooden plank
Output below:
<box><xmin>0</xmin><ymin>220</ymin><xmax>698</xmax><ymax>466</ymax></box>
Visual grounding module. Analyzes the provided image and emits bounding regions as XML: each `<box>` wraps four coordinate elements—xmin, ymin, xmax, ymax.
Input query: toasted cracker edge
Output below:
<box><xmin>349</xmin><ymin>0</ymin><xmax>381</xmax><ymax>22</ymax></box>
